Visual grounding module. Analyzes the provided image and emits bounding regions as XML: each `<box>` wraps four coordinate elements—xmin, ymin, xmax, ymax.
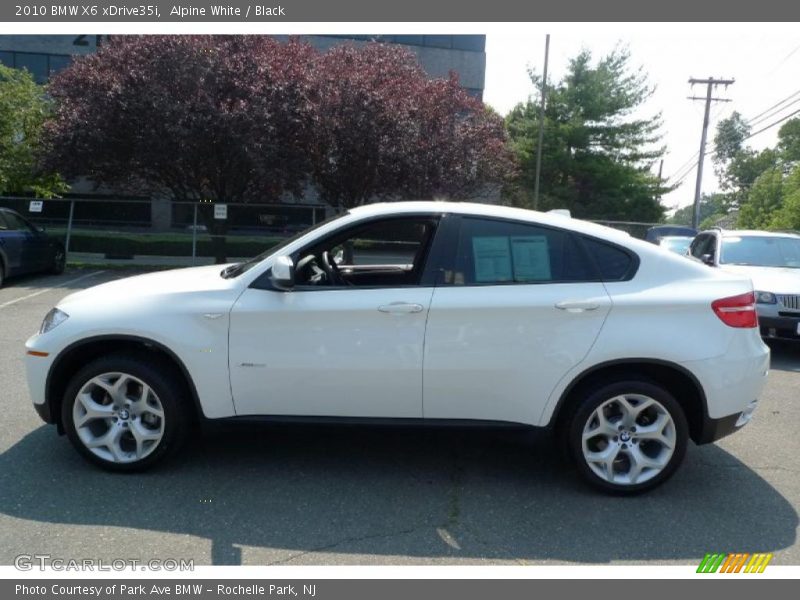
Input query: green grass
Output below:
<box><xmin>48</xmin><ymin>228</ymin><xmax>285</xmax><ymax>257</ymax></box>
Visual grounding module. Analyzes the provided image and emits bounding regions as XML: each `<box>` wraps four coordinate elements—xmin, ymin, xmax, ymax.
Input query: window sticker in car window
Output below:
<box><xmin>472</xmin><ymin>237</ymin><xmax>513</xmax><ymax>282</ymax></box>
<box><xmin>511</xmin><ymin>236</ymin><xmax>551</xmax><ymax>281</ymax></box>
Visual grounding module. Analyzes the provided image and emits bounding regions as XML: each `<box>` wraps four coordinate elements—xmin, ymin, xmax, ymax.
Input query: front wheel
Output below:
<box><xmin>61</xmin><ymin>355</ymin><xmax>189</xmax><ymax>471</ymax></box>
<box><xmin>566</xmin><ymin>380</ymin><xmax>688</xmax><ymax>494</ymax></box>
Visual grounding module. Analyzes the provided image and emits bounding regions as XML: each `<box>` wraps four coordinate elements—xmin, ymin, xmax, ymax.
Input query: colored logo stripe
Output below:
<box><xmin>697</xmin><ymin>553</ymin><xmax>773</xmax><ymax>573</ymax></box>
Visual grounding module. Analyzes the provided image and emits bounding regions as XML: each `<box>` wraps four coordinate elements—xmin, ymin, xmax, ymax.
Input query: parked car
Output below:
<box><xmin>0</xmin><ymin>208</ymin><xmax>65</xmax><ymax>288</ymax></box>
<box><xmin>690</xmin><ymin>228</ymin><xmax>800</xmax><ymax>340</ymax></box>
<box><xmin>658</xmin><ymin>235</ymin><xmax>694</xmax><ymax>256</ymax></box>
<box><xmin>645</xmin><ymin>225</ymin><xmax>697</xmax><ymax>244</ymax></box>
<box><xmin>26</xmin><ymin>202</ymin><xmax>769</xmax><ymax>494</ymax></box>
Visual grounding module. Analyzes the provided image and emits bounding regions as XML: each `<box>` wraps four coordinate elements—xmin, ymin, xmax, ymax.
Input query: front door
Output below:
<box><xmin>229</xmin><ymin>216</ymin><xmax>440</xmax><ymax>418</ymax></box>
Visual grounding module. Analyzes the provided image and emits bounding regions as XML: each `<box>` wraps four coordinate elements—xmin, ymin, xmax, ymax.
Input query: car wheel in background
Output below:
<box><xmin>61</xmin><ymin>354</ymin><xmax>190</xmax><ymax>471</ymax></box>
<box><xmin>566</xmin><ymin>379</ymin><xmax>688</xmax><ymax>494</ymax></box>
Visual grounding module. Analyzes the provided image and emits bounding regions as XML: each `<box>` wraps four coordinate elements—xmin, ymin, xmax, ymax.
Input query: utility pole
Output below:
<box><xmin>688</xmin><ymin>77</ymin><xmax>734</xmax><ymax>228</ymax></box>
<box><xmin>533</xmin><ymin>34</ymin><xmax>550</xmax><ymax>210</ymax></box>
<box><xmin>657</xmin><ymin>159</ymin><xmax>664</xmax><ymax>202</ymax></box>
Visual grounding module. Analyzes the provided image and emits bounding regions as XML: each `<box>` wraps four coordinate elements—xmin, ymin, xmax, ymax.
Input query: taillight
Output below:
<box><xmin>711</xmin><ymin>292</ymin><xmax>758</xmax><ymax>328</ymax></box>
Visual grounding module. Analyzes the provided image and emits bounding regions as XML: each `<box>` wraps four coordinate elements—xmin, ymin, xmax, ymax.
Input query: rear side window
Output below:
<box><xmin>580</xmin><ymin>237</ymin><xmax>637</xmax><ymax>281</ymax></box>
<box><xmin>451</xmin><ymin>217</ymin><xmax>596</xmax><ymax>285</ymax></box>
<box><xmin>0</xmin><ymin>213</ymin><xmax>8</xmax><ymax>230</ymax></box>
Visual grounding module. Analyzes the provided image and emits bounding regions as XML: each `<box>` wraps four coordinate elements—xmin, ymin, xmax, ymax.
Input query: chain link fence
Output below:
<box><xmin>0</xmin><ymin>196</ymin><xmax>329</xmax><ymax>267</ymax></box>
<box><xmin>0</xmin><ymin>196</ymin><xmax>660</xmax><ymax>267</ymax></box>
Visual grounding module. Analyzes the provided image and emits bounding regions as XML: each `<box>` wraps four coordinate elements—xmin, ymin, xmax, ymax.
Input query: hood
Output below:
<box><xmin>719</xmin><ymin>264</ymin><xmax>800</xmax><ymax>294</ymax></box>
<box><xmin>58</xmin><ymin>264</ymin><xmax>237</xmax><ymax>309</ymax></box>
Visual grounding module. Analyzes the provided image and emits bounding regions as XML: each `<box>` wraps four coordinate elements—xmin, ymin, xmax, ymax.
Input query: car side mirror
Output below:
<box><xmin>270</xmin><ymin>255</ymin><xmax>295</xmax><ymax>290</ymax></box>
<box><xmin>700</xmin><ymin>253</ymin><xmax>715</xmax><ymax>266</ymax></box>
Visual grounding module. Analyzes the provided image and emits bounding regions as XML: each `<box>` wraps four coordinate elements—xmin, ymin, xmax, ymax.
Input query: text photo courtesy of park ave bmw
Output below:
<box><xmin>0</xmin><ymin>0</ymin><xmax>800</xmax><ymax>592</ymax></box>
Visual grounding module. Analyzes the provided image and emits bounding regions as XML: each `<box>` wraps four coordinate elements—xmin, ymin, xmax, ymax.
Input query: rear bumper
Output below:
<box><xmin>681</xmin><ymin>333</ymin><xmax>769</xmax><ymax>444</ymax></box>
<box><xmin>696</xmin><ymin>409</ymin><xmax>755</xmax><ymax>444</ymax></box>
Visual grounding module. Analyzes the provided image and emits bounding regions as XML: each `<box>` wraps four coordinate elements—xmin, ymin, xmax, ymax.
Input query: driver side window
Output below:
<box><xmin>294</xmin><ymin>217</ymin><xmax>438</xmax><ymax>288</ymax></box>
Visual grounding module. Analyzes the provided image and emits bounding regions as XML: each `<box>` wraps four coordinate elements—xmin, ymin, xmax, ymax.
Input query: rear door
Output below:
<box><xmin>422</xmin><ymin>216</ymin><xmax>614</xmax><ymax>426</ymax></box>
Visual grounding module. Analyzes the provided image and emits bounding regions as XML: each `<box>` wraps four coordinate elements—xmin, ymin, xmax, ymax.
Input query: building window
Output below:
<box><xmin>13</xmin><ymin>53</ymin><xmax>48</xmax><ymax>83</ymax></box>
<box><xmin>0</xmin><ymin>51</ymin><xmax>72</xmax><ymax>82</ymax></box>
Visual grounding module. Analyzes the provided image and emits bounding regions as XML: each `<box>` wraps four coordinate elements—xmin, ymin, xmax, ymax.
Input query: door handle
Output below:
<box><xmin>377</xmin><ymin>302</ymin><xmax>424</xmax><ymax>314</ymax></box>
<box><xmin>555</xmin><ymin>300</ymin><xmax>600</xmax><ymax>313</ymax></box>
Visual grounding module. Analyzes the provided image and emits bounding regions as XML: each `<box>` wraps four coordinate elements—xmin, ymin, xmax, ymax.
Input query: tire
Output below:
<box><xmin>61</xmin><ymin>354</ymin><xmax>190</xmax><ymax>471</ymax></box>
<box><xmin>50</xmin><ymin>245</ymin><xmax>66</xmax><ymax>274</ymax></box>
<box><xmin>564</xmin><ymin>379</ymin><xmax>688</xmax><ymax>494</ymax></box>
<box><xmin>0</xmin><ymin>262</ymin><xmax>4</xmax><ymax>288</ymax></box>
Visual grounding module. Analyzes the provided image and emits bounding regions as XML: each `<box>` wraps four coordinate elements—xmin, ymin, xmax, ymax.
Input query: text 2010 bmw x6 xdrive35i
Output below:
<box><xmin>25</xmin><ymin>202</ymin><xmax>770</xmax><ymax>493</ymax></box>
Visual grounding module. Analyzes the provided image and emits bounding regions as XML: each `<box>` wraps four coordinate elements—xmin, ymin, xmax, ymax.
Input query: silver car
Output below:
<box><xmin>690</xmin><ymin>228</ymin><xmax>800</xmax><ymax>339</ymax></box>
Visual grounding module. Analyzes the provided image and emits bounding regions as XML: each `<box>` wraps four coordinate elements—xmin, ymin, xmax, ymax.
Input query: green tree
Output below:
<box><xmin>768</xmin><ymin>165</ymin><xmax>800</xmax><ymax>230</ymax></box>
<box><xmin>668</xmin><ymin>193</ymin><xmax>725</xmax><ymax>227</ymax></box>
<box><xmin>0</xmin><ymin>64</ymin><xmax>65</xmax><ymax>196</ymax></box>
<box><xmin>777</xmin><ymin>118</ymin><xmax>800</xmax><ymax>165</ymax></box>
<box><xmin>711</xmin><ymin>112</ymin><xmax>781</xmax><ymax>222</ymax></box>
<box><xmin>504</xmin><ymin>48</ymin><xmax>667</xmax><ymax>221</ymax></box>
<box><xmin>737</xmin><ymin>168</ymin><xmax>784</xmax><ymax>229</ymax></box>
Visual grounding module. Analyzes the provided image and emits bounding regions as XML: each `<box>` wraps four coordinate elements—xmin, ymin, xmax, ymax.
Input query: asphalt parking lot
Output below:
<box><xmin>0</xmin><ymin>268</ymin><xmax>798</xmax><ymax>566</ymax></box>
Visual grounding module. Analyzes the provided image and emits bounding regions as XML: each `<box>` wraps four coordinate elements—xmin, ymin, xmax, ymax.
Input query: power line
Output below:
<box><xmin>666</xmin><ymin>151</ymin><xmax>700</xmax><ymax>183</ymax></box>
<box><xmin>747</xmin><ymin>96</ymin><xmax>800</xmax><ymax>129</ymax></box>
<box><xmin>746</xmin><ymin>107</ymin><xmax>800</xmax><ymax>140</ymax></box>
<box><xmin>746</xmin><ymin>87</ymin><xmax>800</xmax><ymax>124</ymax></box>
<box><xmin>670</xmin><ymin>107</ymin><xmax>800</xmax><ymax>191</ymax></box>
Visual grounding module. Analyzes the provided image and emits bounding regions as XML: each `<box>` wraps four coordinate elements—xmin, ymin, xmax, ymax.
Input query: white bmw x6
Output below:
<box><xmin>25</xmin><ymin>202</ymin><xmax>770</xmax><ymax>493</ymax></box>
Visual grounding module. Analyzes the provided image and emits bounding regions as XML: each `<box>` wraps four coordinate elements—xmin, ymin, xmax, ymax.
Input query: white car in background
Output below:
<box><xmin>26</xmin><ymin>202</ymin><xmax>769</xmax><ymax>494</ymax></box>
<box><xmin>689</xmin><ymin>229</ymin><xmax>800</xmax><ymax>340</ymax></box>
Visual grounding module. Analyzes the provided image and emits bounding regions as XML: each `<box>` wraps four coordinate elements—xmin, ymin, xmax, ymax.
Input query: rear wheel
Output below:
<box><xmin>61</xmin><ymin>355</ymin><xmax>190</xmax><ymax>471</ymax></box>
<box><xmin>0</xmin><ymin>262</ymin><xmax>4</xmax><ymax>288</ymax></box>
<box><xmin>565</xmin><ymin>379</ymin><xmax>688</xmax><ymax>494</ymax></box>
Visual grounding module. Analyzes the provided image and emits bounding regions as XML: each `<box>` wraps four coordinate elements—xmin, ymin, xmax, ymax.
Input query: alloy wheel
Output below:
<box><xmin>581</xmin><ymin>393</ymin><xmax>677</xmax><ymax>486</ymax></box>
<box><xmin>72</xmin><ymin>372</ymin><xmax>165</xmax><ymax>463</ymax></box>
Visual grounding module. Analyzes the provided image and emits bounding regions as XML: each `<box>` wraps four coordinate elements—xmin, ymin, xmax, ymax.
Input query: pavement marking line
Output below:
<box><xmin>0</xmin><ymin>270</ymin><xmax>106</xmax><ymax>310</ymax></box>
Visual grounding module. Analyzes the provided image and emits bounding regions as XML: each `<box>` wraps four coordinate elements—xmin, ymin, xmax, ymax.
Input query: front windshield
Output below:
<box><xmin>221</xmin><ymin>211</ymin><xmax>349</xmax><ymax>278</ymax></box>
<box><xmin>720</xmin><ymin>235</ymin><xmax>800</xmax><ymax>268</ymax></box>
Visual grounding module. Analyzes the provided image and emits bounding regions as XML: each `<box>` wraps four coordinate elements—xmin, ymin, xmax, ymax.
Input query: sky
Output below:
<box><xmin>482</xmin><ymin>24</ymin><xmax>800</xmax><ymax>213</ymax></box>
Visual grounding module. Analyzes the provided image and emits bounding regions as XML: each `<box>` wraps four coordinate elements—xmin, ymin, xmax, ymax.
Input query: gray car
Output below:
<box><xmin>690</xmin><ymin>228</ymin><xmax>800</xmax><ymax>340</ymax></box>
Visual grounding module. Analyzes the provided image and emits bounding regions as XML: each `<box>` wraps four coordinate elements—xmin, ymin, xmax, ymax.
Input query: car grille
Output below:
<box><xmin>778</xmin><ymin>295</ymin><xmax>800</xmax><ymax>311</ymax></box>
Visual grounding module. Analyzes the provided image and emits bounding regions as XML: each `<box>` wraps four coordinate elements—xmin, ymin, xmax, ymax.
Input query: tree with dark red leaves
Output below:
<box><xmin>43</xmin><ymin>37</ymin><xmax>515</xmax><ymax>218</ymax></box>
<box><xmin>43</xmin><ymin>35</ymin><xmax>317</xmax><ymax>206</ymax></box>
<box><xmin>309</xmin><ymin>43</ymin><xmax>515</xmax><ymax>208</ymax></box>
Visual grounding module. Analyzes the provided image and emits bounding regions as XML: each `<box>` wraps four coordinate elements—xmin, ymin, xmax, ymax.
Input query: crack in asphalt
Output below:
<box><xmin>264</xmin><ymin>523</ymin><xmax>435</xmax><ymax>566</ymax></box>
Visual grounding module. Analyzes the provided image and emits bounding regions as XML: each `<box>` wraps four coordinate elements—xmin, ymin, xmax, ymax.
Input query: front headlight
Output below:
<box><xmin>755</xmin><ymin>291</ymin><xmax>777</xmax><ymax>304</ymax></box>
<box><xmin>39</xmin><ymin>308</ymin><xmax>69</xmax><ymax>334</ymax></box>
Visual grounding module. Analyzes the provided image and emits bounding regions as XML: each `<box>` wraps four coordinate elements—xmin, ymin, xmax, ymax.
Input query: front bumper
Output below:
<box><xmin>25</xmin><ymin>334</ymin><xmax>56</xmax><ymax>424</ymax></box>
<box><xmin>759</xmin><ymin>314</ymin><xmax>800</xmax><ymax>341</ymax></box>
